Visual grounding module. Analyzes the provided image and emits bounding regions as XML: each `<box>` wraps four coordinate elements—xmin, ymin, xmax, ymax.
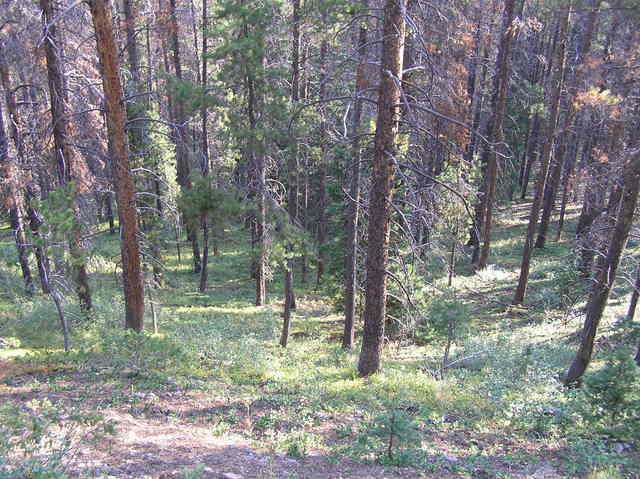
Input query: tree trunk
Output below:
<box><xmin>520</xmin><ymin>112</ymin><xmax>541</xmax><ymax>200</ymax></box>
<box><xmin>201</xmin><ymin>0</ymin><xmax>210</xmax><ymax>176</ymax></box>
<box><xmin>513</xmin><ymin>4</ymin><xmax>571</xmax><ymax>305</ymax></box>
<box><xmin>280</xmin><ymin>261</ymin><xmax>293</xmax><ymax>347</ymax></box>
<box><xmin>467</xmin><ymin>37</ymin><xmax>489</xmax><ymax>254</ymax></box>
<box><xmin>519</xmin><ymin>25</ymin><xmax>548</xmax><ymax>201</ymax></box>
<box><xmin>576</xmin><ymin>141</ymin><xmax>607</xmax><ymax>277</ymax></box>
<box><xmin>343</xmin><ymin>0</ymin><xmax>368</xmax><ymax>350</ymax></box>
<box><xmin>282</xmin><ymin>0</ymin><xmax>301</xmax><ymax>344</ymax></box>
<box><xmin>535</xmin><ymin>133</ymin><xmax>568</xmax><ymax>248</ymax></box>
<box><xmin>89</xmin><ymin>0</ymin><xmax>146</xmax><ymax>331</ymax></box>
<box><xmin>123</xmin><ymin>0</ymin><xmax>141</xmax><ymax>85</ymax></box>
<box><xmin>24</xmin><ymin>195</ymin><xmax>51</xmax><ymax>294</ymax></box>
<box><xmin>565</xmin><ymin>148</ymin><xmax>640</xmax><ymax>385</ymax></box>
<box><xmin>124</xmin><ymin>0</ymin><xmax>163</xmax><ymax>287</ymax></box>
<box><xmin>316</xmin><ymin>27</ymin><xmax>328</xmax><ymax>287</ymax></box>
<box><xmin>626</xmin><ymin>263</ymin><xmax>640</xmax><ymax>321</ymax></box>
<box><xmin>466</xmin><ymin>53</ymin><xmax>488</xmax><ymax>251</ymax></box>
<box><xmin>102</xmin><ymin>191</ymin><xmax>115</xmax><ymax>233</ymax></box>
<box><xmin>198</xmin><ymin>0</ymin><xmax>211</xmax><ymax>292</ymax></box>
<box><xmin>40</xmin><ymin>0</ymin><xmax>92</xmax><ymax>312</ymax></box>
<box><xmin>476</xmin><ymin>0</ymin><xmax>517</xmax><ymax>269</ymax></box>
<box><xmin>168</xmin><ymin>0</ymin><xmax>201</xmax><ymax>274</ymax></box>
<box><xmin>517</xmin><ymin>113</ymin><xmax>534</xmax><ymax>191</ymax></box>
<box><xmin>246</xmin><ymin>58</ymin><xmax>267</xmax><ymax>306</ymax></box>
<box><xmin>538</xmin><ymin>0</ymin><xmax>601</xmax><ymax>248</ymax></box>
<box><xmin>199</xmin><ymin>214</ymin><xmax>209</xmax><ymax>292</ymax></box>
<box><xmin>555</xmin><ymin>133</ymin><xmax>579</xmax><ymax>241</ymax></box>
<box><xmin>357</xmin><ymin>0</ymin><xmax>405</xmax><ymax>377</ymax></box>
<box><xmin>0</xmin><ymin>51</ymin><xmax>34</xmax><ymax>295</ymax></box>
<box><xmin>298</xmin><ymin>36</ymin><xmax>309</xmax><ymax>285</ymax></box>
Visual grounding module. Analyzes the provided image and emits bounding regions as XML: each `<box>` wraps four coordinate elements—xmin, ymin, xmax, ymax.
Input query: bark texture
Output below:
<box><xmin>89</xmin><ymin>0</ymin><xmax>146</xmax><ymax>331</ymax></box>
<box><xmin>357</xmin><ymin>0</ymin><xmax>405</xmax><ymax>377</ymax></box>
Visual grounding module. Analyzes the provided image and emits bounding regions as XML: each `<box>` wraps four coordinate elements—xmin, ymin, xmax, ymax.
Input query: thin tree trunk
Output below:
<box><xmin>467</xmin><ymin>39</ymin><xmax>489</xmax><ymax>254</ymax></box>
<box><xmin>517</xmin><ymin>113</ymin><xmax>534</xmax><ymax>190</ymax></box>
<box><xmin>464</xmin><ymin>0</ymin><xmax>485</xmax><ymax>169</ymax></box>
<box><xmin>198</xmin><ymin>0</ymin><xmax>211</xmax><ymax>292</ymax></box>
<box><xmin>123</xmin><ymin>0</ymin><xmax>141</xmax><ymax>85</ymax></box>
<box><xmin>555</xmin><ymin>134</ymin><xmax>580</xmax><ymax>241</ymax></box>
<box><xmin>316</xmin><ymin>28</ymin><xmax>328</xmax><ymax>287</ymax></box>
<box><xmin>168</xmin><ymin>0</ymin><xmax>201</xmax><ymax>273</ymax></box>
<box><xmin>199</xmin><ymin>214</ymin><xmax>209</xmax><ymax>292</ymax></box>
<box><xmin>538</xmin><ymin>0</ymin><xmax>601</xmax><ymax>247</ymax></box>
<box><xmin>520</xmin><ymin>113</ymin><xmax>541</xmax><ymax>200</ymax></box>
<box><xmin>519</xmin><ymin>26</ymin><xmax>548</xmax><ymax>200</ymax></box>
<box><xmin>626</xmin><ymin>263</ymin><xmax>640</xmax><ymax>321</ymax></box>
<box><xmin>280</xmin><ymin>260</ymin><xmax>292</xmax><ymax>347</ymax></box>
<box><xmin>9</xmin><ymin>208</ymin><xmax>34</xmax><ymax>295</ymax></box>
<box><xmin>201</xmin><ymin>0</ymin><xmax>210</xmax><ymax>176</ymax></box>
<box><xmin>0</xmin><ymin>54</ymin><xmax>34</xmax><ymax>295</ymax></box>
<box><xmin>246</xmin><ymin>59</ymin><xmax>267</xmax><ymax>306</ymax></box>
<box><xmin>52</xmin><ymin>287</ymin><xmax>70</xmax><ymax>352</ymax></box>
<box><xmin>300</xmin><ymin>37</ymin><xmax>309</xmax><ymax>285</ymax></box>
<box><xmin>476</xmin><ymin>0</ymin><xmax>517</xmax><ymax>269</ymax></box>
<box><xmin>0</xmin><ymin>112</ymin><xmax>32</xmax><ymax>296</ymax></box>
<box><xmin>448</xmin><ymin>226</ymin><xmax>458</xmax><ymax>288</ymax></box>
<box><xmin>105</xmin><ymin>191</ymin><xmax>116</xmax><ymax>233</ymax></box>
<box><xmin>357</xmin><ymin>0</ymin><xmax>406</xmax><ymax>377</ymax></box>
<box><xmin>535</xmin><ymin>134</ymin><xmax>568</xmax><ymax>248</ymax></box>
<box><xmin>282</xmin><ymin>0</ymin><xmax>301</xmax><ymax>344</ymax></box>
<box><xmin>513</xmin><ymin>4</ymin><xmax>571</xmax><ymax>305</ymax></box>
<box><xmin>25</xmin><ymin>197</ymin><xmax>51</xmax><ymax>294</ymax></box>
<box><xmin>89</xmin><ymin>0</ymin><xmax>146</xmax><ymax>331</ymax></box>
<box><xmin>576</xmin><ymin>137</ymin><xmax>607</xmax><ymax>277</ymax></box>
<box><xmin>343</xmin><ymin>0</ymin><xmax>368</xmax><ymax>350</ymax></box>
<box><xmin>40</xmin><ymin>0</ymin><xmax>92</xmax><ymax>312</ymax></box>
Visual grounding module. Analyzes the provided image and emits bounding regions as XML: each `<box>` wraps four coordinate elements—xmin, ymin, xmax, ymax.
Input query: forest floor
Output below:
<box><xmin>1</xmin><ymin>201</ymin><xmax>639</xmax><ymax>479</ymax></box>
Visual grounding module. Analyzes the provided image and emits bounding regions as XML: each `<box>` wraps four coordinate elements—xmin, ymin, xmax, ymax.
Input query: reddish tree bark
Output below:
<box><xmin>40</xmin><ymin>0</ymin><xmax>92</xmax><ymax>312</ymax></box>
<box><xmin>88</xmin><ymin>0</ymin><xmax>146</xmax><ymax>331</ymax></box>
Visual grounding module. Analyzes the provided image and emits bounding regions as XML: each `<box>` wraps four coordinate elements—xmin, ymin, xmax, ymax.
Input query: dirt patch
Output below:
<box><xmin>70</xmin><ymin>408</ymin><xmax>426</xmax><ymax>479</ymax></box>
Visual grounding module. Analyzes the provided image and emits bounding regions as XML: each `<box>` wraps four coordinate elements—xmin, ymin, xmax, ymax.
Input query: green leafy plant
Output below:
<box><xmin>417</xmin><ymin>293</ymin><xmax>471</xmax><ymax>378</ymax></box>
<box><xmin>570</xmin><ymin>347</ymin><xmax>640</xmax><ymax>442</ymax></box>
<box><xmin>181</xmin><ymin>464</ymin><xmax>206</xmax><ymax>479</ymax></box>
<box><xmin>0</xmin><ymin>399</ymin><xmax>115</xmax><ymax>478</ymax></box>
<box><xmin>280</xmin><ymin>431</ymin><xmax>321</xmax><ymax>459</ymax></box>
<box><xmin>95</xmin><ymin>328</ymin><xmax>194</xmax><ymax>379</ymax></box>
<box><xmin>356</xmin><ymin>407</ymin><xmax>424</xmax><ymax>466</ymax></box>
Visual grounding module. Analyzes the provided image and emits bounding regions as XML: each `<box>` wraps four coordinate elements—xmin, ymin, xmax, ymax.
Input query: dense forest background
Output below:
<box><xmin>1</xmin><ymin>0</ymin><xmax>640</xmax><ymax>477</ymax></box>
